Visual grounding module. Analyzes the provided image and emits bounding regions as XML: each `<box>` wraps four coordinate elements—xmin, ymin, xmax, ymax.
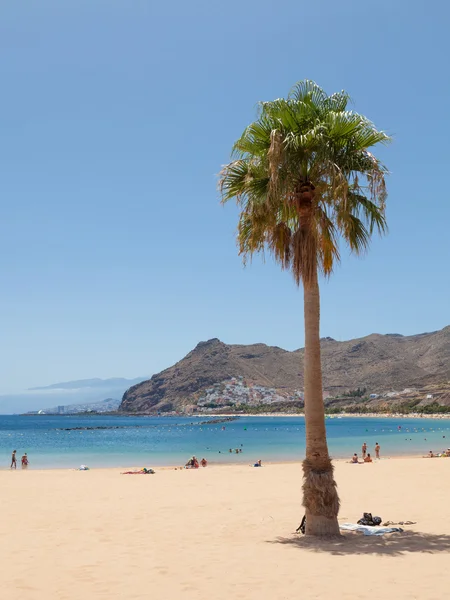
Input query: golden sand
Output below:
<box><xmin>1</xmin><ymin>457</ymin><xmax>449</xmax><ymax>599</ymax></box>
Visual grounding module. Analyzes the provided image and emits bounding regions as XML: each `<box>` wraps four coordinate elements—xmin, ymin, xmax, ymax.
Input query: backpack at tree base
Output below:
<box><xmin>296</xmin><ymin>515</ymin><xmax>306</xmax><ymax>534</ymax></box>
<box><xmin>357</xmin><ymin>512</ymin><xmax>373</xmax><ymax>525</ymax></box>
<box><xmin>357</xmin><ymin>512</ymin><xmax>382</xmax><ymax>526</ymax></box>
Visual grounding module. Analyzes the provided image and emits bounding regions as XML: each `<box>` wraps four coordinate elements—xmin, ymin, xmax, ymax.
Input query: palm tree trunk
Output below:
<box><xmin>302</xmin><ymin>267</ymin><xmax>340</xmax><ymax>536</ymax></box>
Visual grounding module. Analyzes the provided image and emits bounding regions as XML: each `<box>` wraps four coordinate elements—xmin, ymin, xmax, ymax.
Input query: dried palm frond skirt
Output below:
<box><xmin>302</xmin><ymin>457</ymin><xmax>340</xmax><ymax>518</ymax></box>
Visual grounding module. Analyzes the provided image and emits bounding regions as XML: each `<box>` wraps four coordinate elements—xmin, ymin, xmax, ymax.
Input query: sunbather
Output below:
<box><xmin>121</xmin><ymin>468</ymin><xmax>155</xmax><ymax>474</ymax></box>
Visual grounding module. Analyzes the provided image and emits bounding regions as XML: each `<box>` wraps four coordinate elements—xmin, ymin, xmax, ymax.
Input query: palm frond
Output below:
<box><xmin>337</xmin><ymin>213</ymin><xmax>370</xmax><ymax>254</ymax></box>
<box><xmin>259</xmin><ymin>99</ymin><xmax>300</xmax><ymax>131</ymax></box>
<box><xmin>237</xmin><ymin>210</ymin><xmax>267</xmax><ymax>261</ymax></box>
<box><xmin>348</xmin><ymin>192</ymin><xmax>387</xmax><ymax>235</ymax></box>
<box><xmin>288</xmin><ymin>80</ymin><xmax>326</xmax><ymax>109</ymax></box>
<box><xmin>220</xmin><ymin>159</ymin><xmax>269</xmax><ymax>205</ymax></box>
<box><xmin>352</xmin><ymin>125</ymin><xmax>391</xmax><ymax>150</ymax></box>
<box><xmin>268</xmin><ymin>129</ymin><xmax>284</xmax><ymax>200</ymax></box>
<box><xmin>325</xmin><ymin>111</ymin><xmax>367</xmax><ymax>139</ymax></box>
<box><xmin>219</xmin><ymin>159</ymin><xmax>251</xmax><ymax>203</ymax></box>
<box><xmin>232</xmin><ymin>118</ymin><xmax>273</xmax><ymax>158</ymax></box>
<box><xmin>315</xmin><ymin>206</ymin><xmax>340</xmax><ymax>275</ymax></box>
<box><xmin>268</xmin><ymin>222</ymin><xmax>292</xmax><ymax>269</ymax></box>
<box><xmin>322</xmin><ymin>91</ymin><xmax>351</xmax><ymax>112</ymax></box>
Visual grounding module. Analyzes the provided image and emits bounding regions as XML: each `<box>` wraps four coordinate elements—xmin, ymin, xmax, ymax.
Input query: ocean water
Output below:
<box><xmin>1</xmin><ymin>414</ymin><xmax>449</xmax><ymax>469</ymax></box>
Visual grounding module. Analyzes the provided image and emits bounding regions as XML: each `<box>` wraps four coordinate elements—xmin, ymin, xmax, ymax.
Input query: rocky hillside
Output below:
<box><xmin>119</xmin><ymin>326</ymin><xmax>450</xmax><ymax>414</ymax></box>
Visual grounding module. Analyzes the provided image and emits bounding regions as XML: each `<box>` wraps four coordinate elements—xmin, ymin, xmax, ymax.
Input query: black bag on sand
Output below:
<box><xmin>357</xmin><ymin>512</ymin><xmax>382</xmax><ymax>526</ymax></box>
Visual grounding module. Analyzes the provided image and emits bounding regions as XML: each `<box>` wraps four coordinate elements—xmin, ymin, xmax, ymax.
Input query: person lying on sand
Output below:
<box><xmin>364</xmin><ymin>453</ymin><xmax>373</xmax><ymax>463</ymax></box>
<box><xmin>121</xmin><ymin>468</ymin><xmax>155</xmax><ymax>474</ymax></box>
<box><xmin>428</xmin><ymin>450</ymin><xmax>435</xmax><ymax>458</ymax></box>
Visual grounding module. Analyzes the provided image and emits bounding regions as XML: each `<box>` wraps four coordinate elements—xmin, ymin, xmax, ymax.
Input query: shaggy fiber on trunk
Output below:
<box><xmin>302</xmin><ymin>457</ymin><xmax>340</xmax><ymax>518</ymax></box>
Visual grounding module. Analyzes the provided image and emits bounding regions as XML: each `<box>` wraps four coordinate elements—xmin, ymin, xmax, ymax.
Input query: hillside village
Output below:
<box><xmin>182</xmin><ymin>378</ymin><xmax>450</xmax><ymax>415</ymax></box>
<box><xmin>195</xmin><ymin>376</ymin><xmax>304</xmax><ymax>411</ymax></box>
<box><xmin>177</xmin><ymin>376</ymin><xmax>450</xmax><ymax>414</ymax></box>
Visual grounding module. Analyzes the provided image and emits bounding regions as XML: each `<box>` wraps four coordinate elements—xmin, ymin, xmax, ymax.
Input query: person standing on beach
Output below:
<box><xmin>10</xmin><ymin>450</ymin><xmax>17</xmax><ymax>469</ymax></box>
<box><xmin>362</xmin><ymin>442</ymin><xmax>367</xmax><ymax>459</ymax></box>
<box><xmin>375</xmin><ymin>443</ymin><xmax>380</xmax><ymax>459</ymax></box>
<box><xmin>21</xmin><ymin>453</ymin><xmax>29</xmax><ymax>469</ymax></box>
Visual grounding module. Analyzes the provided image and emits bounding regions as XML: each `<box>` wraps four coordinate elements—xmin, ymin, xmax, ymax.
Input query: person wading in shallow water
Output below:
<box><xmin>10</xmin><ymin>450</ymin><xmax>17</xmax><ymax>469</ymax></box>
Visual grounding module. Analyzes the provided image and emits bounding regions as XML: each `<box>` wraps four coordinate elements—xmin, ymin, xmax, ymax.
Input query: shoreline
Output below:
<box><xmin>3</xmin><ymin>452</ymin><xmax>448</xmax><ymax>472</ymax></box>
<box><xmin>16</xmin><ymin>411</ymin><xmax>450</xmax><ymax>419</ymax></box>
<box><xmin>209</xmin><ymin>412</ymin><xmax>450</xmax><ymax>419</ymax></box>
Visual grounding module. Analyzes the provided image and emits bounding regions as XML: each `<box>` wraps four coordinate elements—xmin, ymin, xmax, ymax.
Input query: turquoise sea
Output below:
<box><xmin>1</xmin><ymin>414</ymin><xmax>449</xmax><ymax>469</ymax></box>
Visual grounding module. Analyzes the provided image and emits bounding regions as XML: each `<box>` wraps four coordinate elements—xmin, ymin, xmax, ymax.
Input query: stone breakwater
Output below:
<box><xmin>56</xmin><ymin>416</ymin><xmax>238</xmax><ymax>431</ymax></box>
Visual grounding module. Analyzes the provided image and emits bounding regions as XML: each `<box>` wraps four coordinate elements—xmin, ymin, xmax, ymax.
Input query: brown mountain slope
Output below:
<box><xmin>119</xmin><ymin>326</ymin><xmax>450</xmax><ymax>413</ymax></box>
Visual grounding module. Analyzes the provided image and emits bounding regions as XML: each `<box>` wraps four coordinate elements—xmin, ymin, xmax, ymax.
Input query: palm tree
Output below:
<box><xmin>219</xmin><ymin>80</ymin><xmax>390</xmax><ymax>536</ymax></box>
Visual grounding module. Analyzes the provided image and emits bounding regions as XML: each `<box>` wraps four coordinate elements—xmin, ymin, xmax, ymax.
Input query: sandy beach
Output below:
<box><xmin>2</xmin><ymin>457</ymin><xmax>449</xmax><ymax>599</ymax></box>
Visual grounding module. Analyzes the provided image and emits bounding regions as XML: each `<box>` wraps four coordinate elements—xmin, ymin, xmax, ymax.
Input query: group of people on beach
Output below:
<box><xmin>184</xmin><ymin>454</ymin><xmax>261</xmax><ymax>469</ymax></box>
<box><xmin>351</xmin><ymin>442</ymin><xmax>380</xmax><ymax>464</ymax></box>
<box><xmin>185</xmin><ymin>456</ymin><xmax>208</xmax><ymax>468</ymax></box>
<box><xmin>426</xmin><ymin>448</ymin><xmax>450</xmax><ymax>458</ymax></box>
<box><xmin>10</xmin><ymin>450</ymin><xmax>29</xmax><ymax>469</ymax></box>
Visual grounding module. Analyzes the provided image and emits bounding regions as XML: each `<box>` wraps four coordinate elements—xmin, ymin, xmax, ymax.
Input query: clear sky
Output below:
<box><xmin>1</xmin><ymin>0</ymin><xmax>449</xmax><ymax>393</ymax></box>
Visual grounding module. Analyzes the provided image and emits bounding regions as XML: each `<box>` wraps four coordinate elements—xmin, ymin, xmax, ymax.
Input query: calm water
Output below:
<box><xmin>1</xmin><ymin>414</ymin><xmax>449</xmax><ymax>469</ymax></box>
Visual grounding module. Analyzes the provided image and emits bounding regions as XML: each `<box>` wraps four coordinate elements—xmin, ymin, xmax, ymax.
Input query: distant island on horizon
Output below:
<box><xmin>0</xmin><ymin>377</ymin><xmax>148</xmax><ymax>415</ymax></box>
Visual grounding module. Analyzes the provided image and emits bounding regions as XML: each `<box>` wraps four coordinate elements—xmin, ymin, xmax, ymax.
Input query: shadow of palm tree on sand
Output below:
<box><xmin>268</xmin><ymin>530</ymin><xmax>450</xmax><ymax>556</ymax></box>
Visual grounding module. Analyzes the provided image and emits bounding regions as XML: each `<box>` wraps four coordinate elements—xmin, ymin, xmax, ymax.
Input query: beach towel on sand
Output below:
<box><xmin>340</xmin><ymin>523</ymin><xmax>403</xmax><ymax>536</ymax></box>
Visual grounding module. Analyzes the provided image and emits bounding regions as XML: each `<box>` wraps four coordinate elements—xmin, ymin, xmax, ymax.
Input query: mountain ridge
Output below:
<box><xmin>120</xmin><ymin>326</ymin><xmax>450</xmax><ymax>414</ymax></box>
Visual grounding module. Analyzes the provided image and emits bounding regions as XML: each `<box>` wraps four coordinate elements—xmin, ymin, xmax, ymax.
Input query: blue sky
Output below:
<box><xmin>1</xmin><ymin>0</ymin><xmax>449</xmax><ymax>393</ymax></box>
